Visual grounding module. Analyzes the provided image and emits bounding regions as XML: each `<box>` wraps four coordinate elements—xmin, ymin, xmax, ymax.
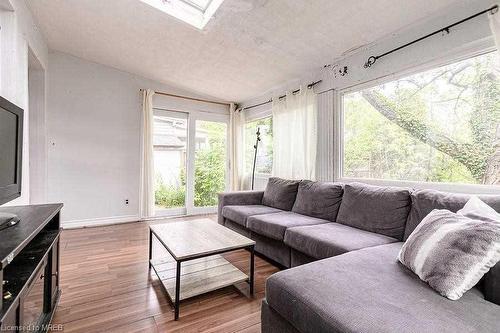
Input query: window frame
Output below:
<box><xmin>335</xmin><ymin>47</ymin><xmax>500</xmax><ymax>194</ymax></box>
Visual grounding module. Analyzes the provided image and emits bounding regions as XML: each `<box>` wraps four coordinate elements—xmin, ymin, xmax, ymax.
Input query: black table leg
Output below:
<box><xmin>148</xmin><ymin>229</ymin><xmax>153</xmax><ymax>269</ymax></box>
<box><xmin>249</xmin><ymin>245</ymin><xmax>255</xmax><ymax>295</ymax></box>
<box><xmin>174</xmin><ymin>260</ymin><xmax>181</xmax><ymax>320</ymax></box>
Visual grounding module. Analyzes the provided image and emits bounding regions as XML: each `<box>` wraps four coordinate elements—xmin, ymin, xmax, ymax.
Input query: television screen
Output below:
<box><xmin>0</xmin><ymin>111</ymin><xmax>18</xmax><ymax>187</ymax></box>
<box><xmin>0</xmin><ymin>96</ymin><xmax>23</xmax><ymax>205</ymax></box>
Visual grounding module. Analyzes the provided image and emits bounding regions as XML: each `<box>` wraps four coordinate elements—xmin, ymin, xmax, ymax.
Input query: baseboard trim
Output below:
<box><xmin>62</xmin><ymin>215</ymin><xmax>140</xmax><ymax>229</ymax></box>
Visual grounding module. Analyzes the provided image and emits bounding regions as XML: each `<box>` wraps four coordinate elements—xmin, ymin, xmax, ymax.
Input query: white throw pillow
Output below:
<box><xmin>399</xmin><ymin>205</ymin><xmax>500</xmax><ymax>300</ymax></box>
<box><xmin>457</xmin><ymin>196</ymin><xmax>500</xmax><ymax>223</ymax></box>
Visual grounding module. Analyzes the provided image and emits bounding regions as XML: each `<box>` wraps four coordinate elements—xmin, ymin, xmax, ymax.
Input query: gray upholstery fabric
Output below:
<box><xmin>291</xmin><ymin>180</ymin><xmax>343</xmax><ymax>221</ymax></box>
<box><xmin>399</xmin><ymin>209</ymin><xmax>500</xmax><ymax>300</ymax></box>
<box><xmin>484</xmin><ymin>263</ymin><xmax>500</xmax><ymax>305</ymax></box>
<box><xmin>404</xmin><ymin>189</ymin><xmax>500</xmax><ymax>239</ymax></box>
<box><xmin>221</xmin><ymin>205</ymin><xmax>282</xmax><ymax>227</ymax></box>
<box><xmin>336</xmin><ymin>182</ymin><xmax>411</xmax><ymax>240</ymax></box>
<box><xmin>290</xmin><ymin>249</ymin><xmax>316</xmax><ymax>267</ymax></box>
<box><xmin>405</xmin><ymin>189</ymin><xmax>500</xmax><ymax>305</ymax></box>
<box><xmin>262</xmin><ymin>177</ymin><xmax>300</xmax><ymax>211</ymax></box>
<box><xmin>223</xmin><ymin>219</ymin><xmax>251</xmax><ymax>238</ymax></box>
<box><xmin>284</xmin><ymin>222</ymin><xmax>398</xmax><ymax>259</ymax></box>
<box><xmin>217</xmin><ymin>191</ymin><xmax>264</xmax><ymax>225</ymax></box>
<box><xmin>251</xmin><ymin>232</ymin><xmax>291</xmax><ymax>267</ymax></box>
<box><xmin>247</xmin><ymin>212</ymin><xmax>329</xmax><ymax>241</ymax></box>
<box><xmin>266</xmin><ymin>243</ymin><xmax>500</xmax><ymax>333</ymax></box>
<box><xmin>261</xmin><ymin>300</ymin><xmax>301</xmax><ymax>333</ymax></box>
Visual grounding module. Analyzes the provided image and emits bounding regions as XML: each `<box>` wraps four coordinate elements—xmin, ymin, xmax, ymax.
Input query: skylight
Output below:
<box><xmin>140</xmin><ymin>0</ymin><xmax>224</xmax><ymax>29</ymax></box>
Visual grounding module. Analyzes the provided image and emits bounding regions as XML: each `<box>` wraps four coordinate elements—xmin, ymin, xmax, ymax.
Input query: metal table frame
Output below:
<box><xmin>148</xmin><ymin>228</ymin><xmax>255</xmax><ymax>320</ymax></box>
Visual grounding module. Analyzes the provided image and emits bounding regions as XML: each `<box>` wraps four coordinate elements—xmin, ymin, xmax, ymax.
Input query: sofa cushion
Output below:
<box><xmin>405</xmin><ymin>189</ymin><xmax>500</xmax><ymax>240</ymax></box>
<box><xmin>336</xmin><ymin>182</ymin><xmax>411</xmax><ymax>240</ymax></box>
<box><xmin>284</xmin><ymin>222</ymin><xmax>398</xmax><ymax>259</ymax></box>
<box><xmin>247</xmin><ymin>212</ymin><xmax>328</xmax><ymax>241</ymax></box>
<box><xmin>217</xmin><ymin>190</ymin><xmax>264</xmax><ymax>225</ymax></box>
<box><xmin>262</xmin><ymin>177</ymin><xmax>300</xmax><ymax>211</ymax></box>
<box><xmin>291</xmin><ymin>180</ymin><xmax>343</xmax><ymax>221</ymax></box>
<box><xmin>266</xmin><ymin>243</ymin><xmax>500</xmax><ymax>333</ymax></box>
<box><xmin>399</xmin><ymin>209</ymin><xmax>500</xmax><ymax>301</ymax></box>
<box><xmin>221</xmin><ymin>205</ymin><xmax>282</xmax><ymax>227</ymax></box>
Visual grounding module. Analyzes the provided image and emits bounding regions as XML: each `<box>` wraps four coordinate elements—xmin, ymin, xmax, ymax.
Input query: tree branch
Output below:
<box><xmin>361</xmin><ymin>90</ymin><xmax>487</xmax><ymax>181</ymax></box>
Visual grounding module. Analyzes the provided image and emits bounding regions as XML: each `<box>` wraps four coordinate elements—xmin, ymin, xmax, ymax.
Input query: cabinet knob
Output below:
<box><xmin>3</xmin><ymin>291</ymin><xmax>12</xmax><ymax>300</ymax></box>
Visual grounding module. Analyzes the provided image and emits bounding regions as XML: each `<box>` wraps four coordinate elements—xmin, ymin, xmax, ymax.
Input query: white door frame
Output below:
<box><xmin>152</xmin><ymin>108</ymin><xmax>229</xmax><ymax>217</ymax></box>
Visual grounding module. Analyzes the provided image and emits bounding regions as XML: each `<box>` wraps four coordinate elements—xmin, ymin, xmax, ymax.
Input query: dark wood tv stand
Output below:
<box><xmin>0</xmin><ymin>204</ymin><xmax>63</xmax><ymax>333</ymax></box>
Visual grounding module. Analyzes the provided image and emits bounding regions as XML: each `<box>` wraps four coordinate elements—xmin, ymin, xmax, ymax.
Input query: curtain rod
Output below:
<box><xmin>364</xmin><ymin>5</ymin><xmax>499</xmax><ymax>68</ymax></box>
<box><xmin>240</xmin><ymin>80</ymin><xmax>322</xmax><ymax>111</ymax></box>
<box><xmin>140</xmin><ymin>89</ymin><xmax>231</xmax><ymax>106</ymax></box>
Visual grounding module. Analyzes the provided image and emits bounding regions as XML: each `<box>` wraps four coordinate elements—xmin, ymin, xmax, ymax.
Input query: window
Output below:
<box><xmin>194</xmin><ymin>120</ymin><xmax>227</xmax><ymax>207</ymax></box>
<box><xmin>153</xmin><ymin>112</ymin><xmax>187</xmax><ymax>210</ymax></box>
<box><xmin>140</xmin><ymin>0</ymin><xmax>224</xmax><ymax>29</ymax></box>
<box><xmin>342</xmin><ymin>52</ymin><xmax>499</xmax><ymax>186</ymax></box>
<box><xmin>244</xmin><ymin>117</ymin><xmax>273</xmax><ymax>188</ymax></box>
<box><xmin>153</xmin><ymin>109</ymin><xmax>229</xmax><ymax>215</ymax></box>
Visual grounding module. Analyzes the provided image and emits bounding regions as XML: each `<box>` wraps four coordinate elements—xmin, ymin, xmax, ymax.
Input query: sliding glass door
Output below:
<box><xmin>153</xmin><ymin>109</ymin><xmax>229</xmax><ymax>216</ymax></box>
<box><xmin>153</xmin><ymin>110</ymin><xmax>188</xmax><ymax>216</ymax></box>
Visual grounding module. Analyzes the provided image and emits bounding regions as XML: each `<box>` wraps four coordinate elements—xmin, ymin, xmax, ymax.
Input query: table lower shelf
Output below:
<box><xmin>150</xmin><ymin>255</ymin><xmax>248</xmax><ymax>302</ymax></box>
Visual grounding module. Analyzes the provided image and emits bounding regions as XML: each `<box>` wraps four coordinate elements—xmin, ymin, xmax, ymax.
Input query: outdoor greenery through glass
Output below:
<box><xmin>245</xmin><ymin>117</ymin><xmax>273</xmax><ymax>176</ymax></box>
<box><xmin>153</xmin><ymin>114</ymin><xmax>187</xmax><ymax>210</ymax></box>
<box><xmin>343</xmin><ymin>51</ymin><xmax>499</xmax><ymax>185</ymax></box>
<box><xmin>154</xmin><ymin>118</ymin><xmax>227</xmax><ymax>209</ymax></box>
<box><xmin>194</xmin><ymin>120</ymin><xmax>227</xmax><ymax>207</ymax></box>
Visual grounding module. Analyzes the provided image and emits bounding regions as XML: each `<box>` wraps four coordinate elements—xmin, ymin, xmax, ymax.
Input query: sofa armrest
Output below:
<box><xmin>217</xmin><ymin>191</ymin><xmax>265</xmax><ymax>225</ymax></box>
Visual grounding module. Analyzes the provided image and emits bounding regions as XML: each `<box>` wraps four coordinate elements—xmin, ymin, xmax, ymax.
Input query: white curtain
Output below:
<box><xmin>316</xmin><ymin>90</ymin><xmax>335</xmax><ymax>181</ymax></box>
<box><xmin>140</xmin><ymin>89</ymin><xmax>155</xmax><ymax>218</ymax></box>
<box><xmin>229</xmin><ymin>103</ymin><xmax>246</xmax><ymax>190</ymax></box>
<box><xmin>272</xmin><ymin>87</ymin><xmax>317</xmax><ymax>180</ymax></box>
<box><xmin>490</xmin><ymin>6</ymin><xmax>500</xmax><ymax>72</ymax></box>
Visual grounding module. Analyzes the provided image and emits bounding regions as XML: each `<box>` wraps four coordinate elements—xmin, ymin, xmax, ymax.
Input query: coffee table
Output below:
<box><xmin>148</xmin><ymin>219</ymin><xmax>256</xmax><ymax>320</ymax></box>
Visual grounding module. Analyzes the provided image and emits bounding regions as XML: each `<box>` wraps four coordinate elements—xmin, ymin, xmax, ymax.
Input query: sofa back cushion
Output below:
<box><xmin>484</xmin><ymin>264</ymin><xmax>500</xmax><ymax>305</ymax></box>
<box><xmin>336</xmin><ymin>182</ymin><xmax>411</xmax><ymax>240</ymax></box>
<box><xmin>404</xmin><ymin>189</ymin><xmax>500</xmax><ymax>240</ymax></box>
<box><xmin>262</xmin><ymin>177</ymin><xmax>300</xmax><ymax>211</ymax></box>
<box><xmin>405</xmin><ymin>189</ymin><xmax>500</xmax><ymax>305</ymax></box>
<box><xmin>292</xmin><ymin>180</ymin><xmax>343</xmax><ymax>221</ymax></box>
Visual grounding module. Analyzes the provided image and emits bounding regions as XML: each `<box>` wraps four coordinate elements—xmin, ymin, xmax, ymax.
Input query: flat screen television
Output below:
<box><xmin>0</xmin><ymin>96</ymin><xmax>23</xmax><ymax>206</ymax></box>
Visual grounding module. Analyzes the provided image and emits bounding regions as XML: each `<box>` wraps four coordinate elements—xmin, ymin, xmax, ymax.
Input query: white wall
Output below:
<box><xmin>0</xmin><ymin>0</ymin><xmax>48</xmax><ymax>206</ymax></box>
<box><xmin>47</xmin><ymin>51</ymin><xmax>228</xmax><ymax>227</ymax></box>
<box><xmin>240</xmin><ymin>0</ymin><xmax>496</xmax><ymax>106</ymax></box>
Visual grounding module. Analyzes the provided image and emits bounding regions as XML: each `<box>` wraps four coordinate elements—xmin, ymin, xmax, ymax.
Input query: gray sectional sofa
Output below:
<box><xmin>217</xmin><ymin>178</ymin><xmax>500</xmax><ymax>333</ymax></box>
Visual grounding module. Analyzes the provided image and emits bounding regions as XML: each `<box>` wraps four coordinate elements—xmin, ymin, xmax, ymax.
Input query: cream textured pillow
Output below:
<box><xmin>398</xmin><ymin>204</ymin><xmax>500</xmax><ymax>300</ymax></box>
<box><xmin>458</xmin><ymin>196</ymin><xmax>500</xmax><ymax>222</ymax></box>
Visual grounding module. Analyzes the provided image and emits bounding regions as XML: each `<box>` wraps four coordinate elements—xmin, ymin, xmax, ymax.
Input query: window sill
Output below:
<box><xmin>337</xmin><ymin>177</ymin><xmax>500</xmax><ymax>195</ymax></box>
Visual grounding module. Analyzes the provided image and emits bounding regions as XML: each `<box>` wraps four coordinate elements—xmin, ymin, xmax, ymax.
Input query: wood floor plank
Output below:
<box><xmin>50</xmin><ymin>216</ymin><xmax>279</xmax><ymax>332</ymax></box>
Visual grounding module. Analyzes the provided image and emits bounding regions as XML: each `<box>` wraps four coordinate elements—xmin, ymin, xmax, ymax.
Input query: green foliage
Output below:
<box><xmin>155</xmin><ymin>172</ymin><xmax>185</xmax><ymax>208</ymax></box>
<box><xmin>155</xmin><ymin>121</ymin><xmax>227</xmax><ymax>208</ymax></box>
<box><xmin>345</xmin><ymin>52</ymin><xmax>499</xmax><ymax>185</ymax></box>
<box><xmin>154</xmin><ymin>121</ymin><xmax>227</xmax><ymax>209</ymax></box>
<box><xmin>194</xmin><ymin>121</ymin><xmax>226</xmax><ymax>207</ymax></box>
<box><xmin>245</xmin><ymin>117</ymin><xmax>273</xmax><ymax>174</ymax></box>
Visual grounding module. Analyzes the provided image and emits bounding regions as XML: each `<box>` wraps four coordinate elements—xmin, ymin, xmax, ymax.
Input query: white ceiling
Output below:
<box><xmin>26</xmin><ymin>0</ymin><xmax>459</xmax><ymax>102</ymax></box>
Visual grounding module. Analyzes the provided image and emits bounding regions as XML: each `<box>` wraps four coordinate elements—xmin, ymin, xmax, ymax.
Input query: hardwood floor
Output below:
<box><xmin>51</xmin><ymin>216</ymin><xmax>279</xmax><ymax>333</ymax></box>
